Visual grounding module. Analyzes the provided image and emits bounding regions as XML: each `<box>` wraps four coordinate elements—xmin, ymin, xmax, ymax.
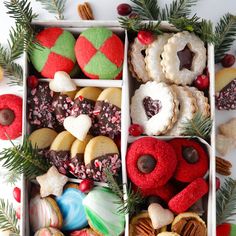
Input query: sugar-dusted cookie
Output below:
<box><xmin>219</xmin><ymin>118</ymin><xmax>236</xmax><ymax>139</ymax></box>
<box><xmin>145</xmin><ymin>33</ymin><xmax>173</xmax><ymax>82</ymax></box>
<box><xmin>185</xmin><ymin>86</ymin><xmax>210</xmax><ymax>117</ymax></box>
<box><xmin>34</xmin><ymin>227</ymin><xmax>64</xmax><ymax>236</ymax></box>
<box><xmin>161</xmin><ymin>31</ymin><xmax>206</xmax><ymax>85</ymax></box>
<box><xmin>29</xmin><ymin>128</ymin><xmax>58</xmax><ymax>149</ymax></box>
<box><xmin>83</xmin><ymin>186</ymin><xmax>125</xmax><ymax>236</ymax></box>
<box><xmin>129</xmin><ymin>37</ymin><xmax>150</xmax><ymax>83</ymax></box>
<box><xmin>216</xmin><ymin>134</ymin><xmax>236</xmax><ymax>156</ymax></box>
<box><xmin>75</xmin><ymin>27</ymin><xmax>124</xmax><ymax>80</ymax></box>
<box><xmin>94</xmin><ymin>88</ymin><xmax>122</xmax><ymax>138</ymax></box>
<box><xmin>31</xmin><ymin>28</ymin><xmax>76</xmax><ymax>78</ymax></box>
<box><xmin>84</xmin><ymin>136</ymin><xmax>121</xmax><ymax>182</ymax></box>
<box><xmin>0</xmin><ymin>94</ymin><xmax>22</xmax><ymax>140</ymax></box>
<box><xmin>171</xmin><ymin>212</ymin><xmax>207</xmax><ymax>236</ymax></box>
<box><xmin>30</xmin><ymin>194</ymin><xmax>63</xmax><ymax>232</ymax></box>
<box><xmin>215</xmin><ymin>68</ymin><xmax>236</xmax><ymax>110</ymax></box>
<box><xmin>131</xmin><ymin>82</ymin><xmax>179</xmax><ymax>135</ymax></box>
<box><xmin>167</xmin><ymin>85</ymin><xmax>197</xmax><ymax>135</ymax></box>
<box><xmin>56</xmin><ymin>186</ymin><xmax>88</xmax><ymax>231</ymax></box>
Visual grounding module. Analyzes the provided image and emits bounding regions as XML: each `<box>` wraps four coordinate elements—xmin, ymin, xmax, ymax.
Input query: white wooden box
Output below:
<box><xmin>21</xmin><ymin>20</ymin><xmax>216</xmax><ymax>236</ymax></box>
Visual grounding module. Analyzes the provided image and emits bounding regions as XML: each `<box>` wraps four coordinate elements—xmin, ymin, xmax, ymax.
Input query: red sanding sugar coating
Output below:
<box><xmin>168</xmin><ymin>178</ymin><xmax>208</xmax><ymax>214</ymax></box>
<box><xmin>0</xmin><ymin>94</ymin><xmax>22</xmax><ymax>140</ymax></box>
<box><xmin>126</xmin><ymin>137</ymin><xmax>177</xmax><ymax>189</ymax></box>
<box><xmin>169</xmin><ymin>138</ymin><xmax>209</xmax><ymax>183</ymax></box>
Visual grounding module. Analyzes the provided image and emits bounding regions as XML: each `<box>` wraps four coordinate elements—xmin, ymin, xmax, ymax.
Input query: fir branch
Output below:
<box><xmin>0</xmin><ymin>199</ymin><xmax>20</xmax><ymax>235</ymax></box>
<box><xmin>181</xmin><ymin>112</ymin><xmax>212</xmax><ymax>140</ymax></box>
<box><xmin>0</xmin><ymin>137</ymin><xmax>50</xmax><ymax>180</ymax></box>
<box><xmin>216</xmin><ymin>178</ymin><xmax>236</xmax><ymax>225</ymax></box>
<box><xmin>0</xmin><ymin>45</ymin><xmax>23</xmax><ymax>86</ymax></box>
<box><xmin>214</xmin><ymin>13</ymin><xmax>236</xmax><ymax>63</ymax></box>
<box><xmin>4</xmin><ymin>170</ymin><xmax>21</xmax><ymax>186</ymax></box>
<box><xmin>119</xmin><ymin>17</ymin><xmax>163</xmax><ymax>34</ymax></box>
<box><xmin>35</xmin><ymin>0</ymin><xmax>66</xmax><ymax>20</ymax></box>
<box><xmin>131</xmin><ymin>0</ymin><xmax>160</xmax><ymax>20</ymax></box>
<box><xmin>169</xmin><ymin>15</ymin><xmax>217</xmax><ymax>44</ymax></box>
<box><xmin>160</xmin><ymin>0</ymin><xmax>198</xmax><ymax>20</ymax></box>
<box><xmin>105</xmin><ymin>169</ymin><xmax>144</xmax><ymax>216</ymax></box>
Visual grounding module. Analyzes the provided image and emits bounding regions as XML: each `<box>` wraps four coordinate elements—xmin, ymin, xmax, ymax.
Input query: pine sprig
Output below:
<box><xmin>214</xmin><ymin>13</ymin><xmax>236</xmax><ymax>63</ymax></box>
<box><xmin>181</xmin><ymin>112</ymin><xmax>213</xmax><ymax>140</ymax></box>
<box><xmin>131</xmin><ymin>0</ymin><xmax>160</xmax><ymax>20</ymax></box>
<box><xmin>0</xmin><ymin>138</ymin><xmax>50</xmax><ymax>180</ymax></box>
<box><xmin>216</xmin><ymin>178</ymin><xmax>236</xmax><ymax>225</ymax></box>
<box><xmin>0</xmin><ymin>199</ymin><xmax>20</xmax><ymax>235</ymax></box>
<box><xmin>4</xmin><ymin>170</ymin><xmax>21</xmax><ymax>186</ymax></box>
<box><xmin>105</xmin><ymin>169</ymin><xmax>144</xmax><ymax>216</ymax></box>
<box><xmin>119</xmin><ymin>17</ymin><xmax>163</xmax><ymax>34</ymax></box>
<box><xmin>35</xmin><ymin>0</ymin><xmax>66</xmax><ymax>20</ymax></box>
<box><xmin>160</xmin><ymin>0</ymin><xmax>198</xmax><ymax>20</ymax></box>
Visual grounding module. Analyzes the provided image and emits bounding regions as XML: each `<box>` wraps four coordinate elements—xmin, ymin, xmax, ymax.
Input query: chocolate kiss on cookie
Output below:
<box><xmin>84</xmin><ymin>136</ymin><xmax>121</xmax><ymax>182</ymax></box>
<box><xmin>94</xmin><ymin>88</ymin><xmax>122</xmax><ymax>138</ymax></box>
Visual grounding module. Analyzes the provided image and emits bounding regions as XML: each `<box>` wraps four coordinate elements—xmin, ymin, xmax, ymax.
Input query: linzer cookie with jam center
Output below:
<box><xmin>215</xmin><ymin>67</ymin><xmax>236</xmax><ymax>110</ymax></box>
<box><xmin>94</xmin><ymin>88</ymin><xmax>122</xmax><ymax>138</ymax></box>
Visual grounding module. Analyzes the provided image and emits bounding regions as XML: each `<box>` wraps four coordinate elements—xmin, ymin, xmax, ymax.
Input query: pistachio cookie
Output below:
<box><xmin>131</xmin><ymin>82</ymin><xmax>179</xmax><ymax>135</ymax></box>
<box><xmin>161</xmin><ymin>31</ymin><xmax>206</xmax><ymax>85</ymax></box>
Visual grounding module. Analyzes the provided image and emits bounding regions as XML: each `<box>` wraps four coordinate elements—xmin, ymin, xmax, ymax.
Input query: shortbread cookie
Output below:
<box><xmin>145</xmin><ymin>33</ymin><xmax>173</xmax><ymax>82</ymax></box>
<box><xmin>185</xmin><ymin>86</ymin><xmax>210</xmax><ymax>117</ymax></box>
<box><xmin>131</xmin><ymin>82</ymin><xmax>179</xmax><ymax>135</ymax></box>
<box><xmin>215</xmin><ymin>68</ymin><xmax>236</xmax><ymax>110</ymax></box>
<box><xmin>167</xmin><ymin>85</ymin><xmax>197</xmax><ymax>135</ymax></box>
<box><xmin>84</xmin><ymin>136</ymin><xmax>121</xmax><ymax>182</ymax></box>
<box><xmin>129</xmin><ymin>37</ymin><xmax>150</xmax><ymax>83</ymax></box>
<box><xmin>216</xmin><ymin>134</ymin><xmax>236</xmax><ymax>156</ymax></box>
<box><xmin>219</xmin><ymin>118</ymin><xmax>236</xmax><ymax>139</ymax></box>
<box><xmin>161</xmin><ymin>31</ymin><xmax>206</xmax><ymax>85</ymax></box>
<box><xmin>94</xmin><ymin>88</ymin><xmax>121</xmax><ymax>138</ymax></box>
<box><xmin>71</xmin><ymin>135</ymin><xmax>93</xmax><ymax>158</ymax></box>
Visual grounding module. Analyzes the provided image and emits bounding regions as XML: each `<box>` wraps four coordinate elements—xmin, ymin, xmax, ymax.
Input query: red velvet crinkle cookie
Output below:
<box><xmin>126</xmin><ymin>137</ymin><xmax>177</xmax><ymax>189</ymax></box>
<box><xmin>168</xmin><ymin>178</ymin><xmax>208</xmax><ymax>214</ymax></box>
<box><xmin>0</xmin><ymin>94</ymin><xmax>22</xmax><ymax>140</ymax></box>
<box><xmin>169</xmin><ymin>138</ymin><xmax>209</xmax><ymax>182</ymax></box>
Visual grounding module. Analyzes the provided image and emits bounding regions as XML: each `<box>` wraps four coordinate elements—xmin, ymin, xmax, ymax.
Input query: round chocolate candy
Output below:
<box><xmin>137</xmin><ymin>154</ymin><xmax>156</xmax><ymax>173</ymax></box>
<box><xmin>0</xmin><ymin>109</ymin><xmax>15</xmax><ymax>126</ymax></box>
<box><xmin>182</xmin><ymin>147</ymin><xmax>199</xmax><ymax>164</ymax></box>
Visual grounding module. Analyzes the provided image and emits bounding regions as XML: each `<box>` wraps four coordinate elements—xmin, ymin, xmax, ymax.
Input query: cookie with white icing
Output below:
<box><xmin>131</xmin><ymin>82</ymin><xmax>179</xmax><ymax>135</ymax></box>
<box><xmin>161</xmin><ymin>31</ymin><xmax>206</xmax><ymax>85</ymax></box>
<box><xmin>145</xmin><ymin>33</ymin><xmax>173</xmax><ymax>83</ymax></box>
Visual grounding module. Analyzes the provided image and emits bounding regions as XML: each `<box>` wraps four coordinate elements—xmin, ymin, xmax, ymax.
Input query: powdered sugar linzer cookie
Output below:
<box><xmin>145</xmin><ymin>33</ymin><xmax>173</xmax><ymax>83</ymax></box>
<box><xmin>161</xmin><ymin>31</ymin><xmax>206</xmax><ymax>85</ymax></box>
<box><xmin>167</xmin><ymin>85</ymin><xmax>197</xmax><ymax>136</ymax></box>
<box><xmin>131</xmin><ymin>82</ymin><xmax>179</xmax><ymax>135</ymax></box>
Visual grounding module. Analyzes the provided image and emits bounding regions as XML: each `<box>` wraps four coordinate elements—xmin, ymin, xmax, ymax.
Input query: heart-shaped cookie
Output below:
<box><xmin>148</xmin><ymin>203</ymin><xmax>174</xmax><ymax>229</ymax></box>
<box><xmin>63</xmin><ymin>115</ymin><xmax>91</xmax><ymax>141</ymax></box>
<box><xmin>49</xmin><ymin>71</ymin><xmax>77</xmax><ymax>92</ymax></box>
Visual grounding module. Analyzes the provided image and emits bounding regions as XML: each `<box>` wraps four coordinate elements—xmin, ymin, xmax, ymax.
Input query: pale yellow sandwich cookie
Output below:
<box><xmin>50</xmin><ymin>131</ymin><xmax>76</xmax><ymax>151</ymax></box>
<box><xmin>97</xmin><ymin>87</ymin><xmax>122</xmax><ymax>108</ymax></box>
<box><xmin>145</xmin><ymin>33</ymin><xmax>173</xmax><ymax>83</ymax></box>
<box><xmin>71</xmin><ymin>135</ymin><xmax>93</xmax><ymax>158</ymax></box>
<box><xmin>29</xmin><ymin>128</ymin><xmax>58</xmax><ymax>149</ymax></box>
<box><xmin>62</xmin><ymin>90</ymin><xmax>78</xmax><ymax>99</ymax></box>
<box><xmin>84</xmin><ymin>136</ymin><xmax>119</xmax><ymax>165</ymax></box>
<box><xmin>215</xmin><ymin>67</ymin><xmax>236</xmax><ymax>92</ymax></box>
<box><xmin>167</xmin><ymin>85</ymin><xmax>198</xmax><ymax>136</ymax></box>
<box><xmin>74</xmin><ymin>87</ymin><xmax>102</xmax><ymax>101</ymax></box>
<box><xmin>171</xmin><ymin>212</ymin><xmax>207</xmax><ymax>236</ymax></box>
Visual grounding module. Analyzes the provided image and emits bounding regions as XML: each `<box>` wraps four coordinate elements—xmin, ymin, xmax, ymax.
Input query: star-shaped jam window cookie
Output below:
<box><xmin>36</xmin><ymin>166</ymin><xmax>68</xmax><ymax>198</ymax></box>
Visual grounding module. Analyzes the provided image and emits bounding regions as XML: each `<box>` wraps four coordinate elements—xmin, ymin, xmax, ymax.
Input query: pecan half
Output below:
<box><xmin>78</xmin><ymin>2</ymin><xmax>94</xmax><ymax>20</ymax></box>
<box><xmin>216</xmin><ymin>156</ymin><xmax>232</xmax><ymax>176</ymax></box>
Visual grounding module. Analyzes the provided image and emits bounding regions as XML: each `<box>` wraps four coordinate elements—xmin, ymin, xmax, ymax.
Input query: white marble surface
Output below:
<box><xmin>0</xmin><ymin>0</ymin><xmax>236</xmax><ymax>232</ymax></box>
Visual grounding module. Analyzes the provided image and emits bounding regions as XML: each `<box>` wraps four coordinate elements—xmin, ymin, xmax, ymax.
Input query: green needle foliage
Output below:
<box><xmin>217</xmin><ymin>178</ymin><xmax>236</xmax><ymax>225</ymax></box>
<box><xmin>214</xmin><ymin>13</ymin><xmax>236</xmax><ymax>63</ymax></box>
<box><xmin>0</xmin><ymin>138</ymin><xmax>50</xmax><ymax>180</ymax></box>
<box><xmin>35</xmin><ymin>0</ymin><xmax>66</xmax><ymax>20</ymax></box>
<box><xmin>182</xmin><ymin>112</ymin><xmax>213</xmax><ymax>141</ymax></box>
<box><xmin>0</xmin><ymin>199</ymin><xmax>20</xmax><ymax>235</ymax></box>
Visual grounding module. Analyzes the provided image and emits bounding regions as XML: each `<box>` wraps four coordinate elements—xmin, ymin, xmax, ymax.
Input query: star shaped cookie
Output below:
<box><xmin>36</xmin><ymin>166</ymin><xmax>68</xmax><ymax>198</ymax></box>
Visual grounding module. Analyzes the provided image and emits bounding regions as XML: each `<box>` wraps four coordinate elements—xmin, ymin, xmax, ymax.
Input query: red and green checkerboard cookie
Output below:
<box><xmin>217</xmin><ymin>223</ymin><xmax>236</xmax><ymax>236</ymax></box>
<box><xmin>31</xmin><ymin>27</ymin><xmax>76</xmax><ymax>79</ymax></box>
<box><xmin>75</xmin><ymin>27</ymin><xmax>124</xmax><ymax>80</ymax></box>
